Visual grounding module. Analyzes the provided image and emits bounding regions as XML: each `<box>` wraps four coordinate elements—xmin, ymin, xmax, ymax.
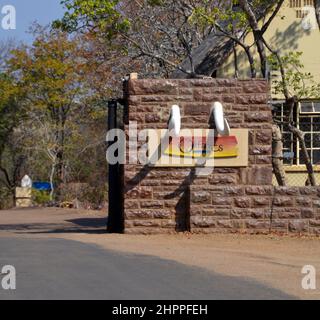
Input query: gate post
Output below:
<box><xmin>107</xmin><ymin>100</ymin><xmax>124</xmax><ymax>233</ymax></box>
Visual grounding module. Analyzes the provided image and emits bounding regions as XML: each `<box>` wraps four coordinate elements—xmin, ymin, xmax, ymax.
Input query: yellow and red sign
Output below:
<box><xmin>164</xmin><ymin>136</ymin><xmax>239</xmax><ymax>159</ymax></box>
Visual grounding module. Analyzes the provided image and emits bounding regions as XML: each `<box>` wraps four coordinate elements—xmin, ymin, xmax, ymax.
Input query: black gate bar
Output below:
<box><xmin>107</xmin><ymin>100</ymin><xmax>124</xmax><ymax>233</ymax></box>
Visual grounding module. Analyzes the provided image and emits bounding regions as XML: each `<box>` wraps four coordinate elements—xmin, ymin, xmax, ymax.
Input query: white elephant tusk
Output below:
<box><xmin>210</xmin><ymin>102</ymin><xmax>231</xmax><ymax>136</ymax></box>
<box><xmin>168</xmin><ymin>105</ymin><xmax>181</xmax><ymax>137</ymax></box>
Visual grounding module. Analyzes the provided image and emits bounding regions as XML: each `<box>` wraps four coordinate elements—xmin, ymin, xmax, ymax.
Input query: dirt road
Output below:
<box><xmin>0</xmin><ymin>208</ymin><xmax>319</xmax><ymax>299</ymax></box>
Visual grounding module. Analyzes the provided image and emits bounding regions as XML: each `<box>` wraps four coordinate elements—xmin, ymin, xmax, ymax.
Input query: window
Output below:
<box><xmin>290</xmin><ymin>0</ymin><xmax>302</xmax><ymax>8</ymax></box>
<box><xmin>304</xmin><ymin>0</ymin><xmax>313</xmax><ymax>6</ymax></box>
<box><xmin>296</xmin><ymin>9</ymin><xmax>308</xmax><ymax>18</ymax></box>
<box><xmin>300</xmin><ymin>101</ymin><xmax>320</xmax><ymax>113</ymax></box>
<box><xmin>298</xmin><ymin>114</ymin><xmax>320</xmax><ymax>165</ymax></box>
<box><xmin>291</xmin><ymin>0</ymin><xmax>314</xmax><ymax>19</ymax></box>
<box><xmin>272</xmin><ymin>101</ymin><xmax>320</xmax><ymax>166</ymax></box>
<box><xmin>272</xmin><ymin>103</ymin><xmax>296</xmax><ymax>165</ymax></box>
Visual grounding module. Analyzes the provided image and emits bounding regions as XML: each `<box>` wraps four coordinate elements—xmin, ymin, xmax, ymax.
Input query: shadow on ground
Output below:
<box><xmin>0</xmin><ymin>217</ymin><xmax>108</xmax><ymax>235</ymax></box>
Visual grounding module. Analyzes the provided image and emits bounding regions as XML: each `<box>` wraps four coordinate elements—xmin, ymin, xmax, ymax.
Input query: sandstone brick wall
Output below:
<box><xmin>190</xmin><ymin>186</ymin><xmax>320</xmax><ymax>235</ymax></box>
<box><xmin>123</xmin><ymin>78</ymin><xmax>320</xmax><ymax>235</ymax></box>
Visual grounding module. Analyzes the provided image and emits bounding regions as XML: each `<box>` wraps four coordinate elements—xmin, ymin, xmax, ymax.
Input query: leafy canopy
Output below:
<box><xmin>268</xmin><ymin>52</ymin><xmax>320</xmax><ymax>100</ymax></box>
<box><xmin>55</xmin><ymin>0</ymin><xmax>130</xmax><ymax>38</ymax></box>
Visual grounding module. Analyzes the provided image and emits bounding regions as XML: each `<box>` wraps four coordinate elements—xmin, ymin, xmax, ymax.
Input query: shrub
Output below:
<box><xmin>59</xmin><ymin>183</ymin><xmax>107</xmax><ymax>210</ymax></box>
<box><xmin>0</xmin><ymin>187</ymin><xmax>13</xmax><ymax>209</ymax></box>
<box><xmin>32</xmin><ymin>189</ymin><xmax>51</xmax><ymax>206</ymax></box>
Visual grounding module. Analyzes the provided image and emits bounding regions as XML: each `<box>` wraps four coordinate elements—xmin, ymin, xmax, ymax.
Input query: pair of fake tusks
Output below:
<box><xmin>168</xmin><ymin>102</ymin><xmax>230</xmax><ymax>137</ymax></box>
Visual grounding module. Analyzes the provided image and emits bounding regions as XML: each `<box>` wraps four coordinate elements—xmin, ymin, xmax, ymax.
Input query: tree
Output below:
<box><xmin>193</xmin><ymin>0</ymin><xmax>320</xmax><ymax>185</ymax></box>
<box><xmin>173</xmin><ymin>0</ymin><xmax>284</xmax><ymax>78</ymax></box>
<box><xmin>6</xmin><ymin>26</ymin><xmax>114</xmax><ymax>203</ymax></box>
<box><xmin>8</xmin><ymin>26</ymin><xmax>91</xmax><ymax>195</ymax></box>
<box><xmin>221</xmin><ymin>0</ymin><xmax>320</xmax><ymax>185</ymax></box>
<box><xmin>171</xmin><ymin>0</ymin><xmax>283</xmax><ymax>77</ymax></box>
<box><xmin>56</xmin><ymin>0</ymin><xmax>286</xmax><ymax>78</ymax></box>
<box><xmin>0</xmin><ymin>40</ymin><xmax>28</xmax><ymax>205</ymax></box>
<box><xmin>55</xmin><ymin>0</ymin><xmax>230</xmax><ymax>77</ymax></box>
<box><xmin>75</xmin><ymin>32</ymin><xmax>137</xmax><ymax>99</ymax></box>
<box><xmin>0</xmin><ymin>71</ymin><xmax>25</xmax><ymax>202</ymax></box>
<box><xmin>268</xmin><ymin>52</ymin><xmax>320</xmax><ymax>185</ymax></box>
<box><xmin>57</xmin><ymin>1</ymin><xmax>320</xmax><ymax>186</ymax></box>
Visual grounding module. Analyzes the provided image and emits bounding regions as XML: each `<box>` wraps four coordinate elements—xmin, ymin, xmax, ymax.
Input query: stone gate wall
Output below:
<box><xmin>123</xmin><ymin>78</ymin><xmax>320</xmax><ymax>235</ymax></box>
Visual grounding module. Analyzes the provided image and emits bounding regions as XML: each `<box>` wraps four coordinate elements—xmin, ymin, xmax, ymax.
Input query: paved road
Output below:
<box><xmin>0</xmin><ymin>238</ymin><xmax>294</xmax><ymax>300</ymax></box>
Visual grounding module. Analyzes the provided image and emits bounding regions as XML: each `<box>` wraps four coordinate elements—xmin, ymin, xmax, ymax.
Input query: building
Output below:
<box><xmin>217</xmin><ymin>0</ymin><xmax>320</xmax><ymax>186</ymax></box>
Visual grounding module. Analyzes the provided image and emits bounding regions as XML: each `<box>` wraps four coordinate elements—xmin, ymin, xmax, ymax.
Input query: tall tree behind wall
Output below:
<box><xmin>8</xmin><ymin>26</ymin><xmax>93</xmax><ymax>198</ymax></box>
<box><xmin>56</xmin><ymin>0</ymin><xmax>230</xmax><ymax>77</ymax></box>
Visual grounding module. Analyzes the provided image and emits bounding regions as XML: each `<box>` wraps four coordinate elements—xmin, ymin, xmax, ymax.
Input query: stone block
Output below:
<box><xmin>140</xmin><ymin>201</ymin><xmax>164</xmax><ymax>209</ymax></box>
<box><xmin>15</xmin><ymin>187</ymin><xmax>32</xmax><ymax>198</ymax></box>
<box><xmin>245</xmin><ymin>112</ymin><xmax>272</xmax><ymax>123</ymax></box>
<box><xmin>125</xmin><ymin>210</ymin><xmax>154</xmax><ymax>219</ymax></box>
<box><xmin>255</xmin><ymin>130</ymin><xmax>273</xmax><ymax>144</ymax></box>
<box><xmin>235</xmin><ymin>197</ymin><xmax>251</xmax><ymax>209</ymax></box>
<box><xmin>190</xmin><ymin>216</ymin><xmax>216</xmax><ymax>228</ymax></box>
<box><xmin>275</xmin><ymin>187</ymin><xmax>300</xmax><ymax>196</ymax></box>
<box><xmin>209</xmin><ymin>175</ymin><xmax>238</xmax><ymax>185</ymax></box>
<box><xmin>16</xmin><ymin>198</ymin><xmax>33</xmax><ymax>208</ymax></box>
<box><xmin>301</xmin><ymin>208</ymin><xmax>314</xmax><ymax>219</ymax></box>
<box><xmin>128</xmin><ymin>79</ymin><xmax>179</xmax><ymax>95</ymax></box>
<box><xmin>253</xmin><ymin>197</ymin><xmax>270</xmax><ymax>207</ymax></box>
<box><xmin>289</xmin><ymin>220</ymin><xmax>309</xmax><ymax>233</ymax></box>
<box><xmin>273</xmin><ymin>197</ymin><xmax>295</xmax><ymax>207</ymax></box>
<box><xmin>243</xmin><ymin>167</ymin><xmax>273</xmax><ymax>185</ymax></box>
<box><xmin>126</xmin><ymin>187</ymin><xmax>153</xmax><ymax>199</ymax></box>
<box><xmin>246</xmin><ymin>186</ymin><xmax>273</xmax><ymax>195</ymax></box>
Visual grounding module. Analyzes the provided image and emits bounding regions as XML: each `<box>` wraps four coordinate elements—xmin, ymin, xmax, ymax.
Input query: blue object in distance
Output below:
<box><xmin>32</xmin><ymin>182</ymin><xmax>52</xmax><ymax>191</ymax></box>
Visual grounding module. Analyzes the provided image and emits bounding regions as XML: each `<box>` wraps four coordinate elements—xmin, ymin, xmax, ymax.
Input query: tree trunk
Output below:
<box><xmin>49</xmin><ymin>162</ymin><xmax>56</xmax><ymax>201</ymax></box>
<box><xmin>171</xmin><ymin>0</ymin><xmax>280</xmax><ymax>78</ymax></box>
<box><xmin>56</xmin><ymin>150</ymin><xmax>64</xmax><ymax>184</ymax></box>
<box><xmin>245</xmin><ymin>46</ymin><xmax>257</xmax><ymax>78</ymax></box>
<box><xmin>238</xmin><ymin>0</ymin><xmax>268</xmax><ymax>77</ymax></box>
<box><xmin>286</xmin><ymin>97</ymin><xmax>317</xmax><ymax>186</ymax></box>
<box><xmin>289</xmin><ymin>125</ymin><xmax>317</xmax><ymax>186</ymax></box>
<box><xmin>11</xmin><ymin>188</ymin><xmax>16</xmax><ymax>207</ymax></box>
<box><xmin>272</xmin><ymin>124</ymin><xmax>287</xmax><ymax>186</ymax></box>
<box><xmin>233</xmin><ymin>44</ymin><xmax>239</xmax><ymax>79</ymax></box>
<box><xmin>254</xmin><ymin>32</ymin><xmax>268</xmax><ymax>78</ymax></box>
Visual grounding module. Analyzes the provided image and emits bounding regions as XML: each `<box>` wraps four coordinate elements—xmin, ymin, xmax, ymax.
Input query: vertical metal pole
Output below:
<box><xmin>107</xmin><ymin>100</ymin><xmax>124</xmax><ymax>233</ymax></box>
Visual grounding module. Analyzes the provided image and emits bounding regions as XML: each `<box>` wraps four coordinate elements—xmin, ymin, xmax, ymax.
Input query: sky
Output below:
<box><xmin>0</xmin><ymin>0</ymin><xmax>65</xmax><ymax>44</ymax></box>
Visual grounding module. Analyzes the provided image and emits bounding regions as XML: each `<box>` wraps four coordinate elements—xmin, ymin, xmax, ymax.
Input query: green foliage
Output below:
<box><xmin>0</xmin><ymin>73</ymin><xmax>23</xmax><ymax>153</ymax></box>
<box><xmin>32</xmin><ymin>189</ymin><xmax>51</xmax><ymax>206</ymax></box>
<box><xmin>9</xmin><ymin>28</ymin><xmax>86</xmax><ymax>113</ymax></box>
<box><xmin>55</xmin><ymin>0</ymin><xmax>130</xmax><ymax>39</ymax></box>
<box><xmin>0</xmin><ymin>71</ymin><xmax>25</xmax><ymax>202</ymax></box>
<box><xmin>268</xmin><ymin>52</ymin><xmax>320</xmax><ymax>99</ymax></box>
<box><xmin>189</xmin><ymin>5</ymin><xmax>220</xmax><ymax>28</ymax></box>
<box><xmin>0</xmin><ymin>187</ymin><xmax>13</xmax><ymax>209</ymax></box>
<box><xmin>7</xmin><ymin>27</ymin><xmax>96</xmax><ymax>190</ymax></box>
<box><xmin>2</xmin><ymin>27</ymin><xmax>109</xmax><ymax>207</ymax></box>
<box><xmin>188</xmin><ymin>1</ymin><xmax>251</xmax><ymax>33</ymax></box>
